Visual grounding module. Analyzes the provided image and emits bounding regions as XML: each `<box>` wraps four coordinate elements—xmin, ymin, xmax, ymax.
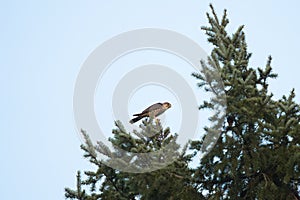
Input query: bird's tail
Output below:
<box><xmin>129</xmin><ymin>115</ymin><xmax>143</xmax><ymax>124</ymax></box>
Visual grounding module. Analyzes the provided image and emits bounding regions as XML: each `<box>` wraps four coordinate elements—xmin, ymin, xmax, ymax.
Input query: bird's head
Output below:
<box><xmin>163</xmin><ymin>102</ymin><xmax>172</xmax><ymax>109</ymax></box>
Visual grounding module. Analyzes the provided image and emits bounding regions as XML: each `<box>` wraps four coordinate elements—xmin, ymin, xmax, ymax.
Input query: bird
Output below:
<box><xmin>129</xmin><ymin>102</ymin><xmax>172</xmax><ymax>124</ymax></box>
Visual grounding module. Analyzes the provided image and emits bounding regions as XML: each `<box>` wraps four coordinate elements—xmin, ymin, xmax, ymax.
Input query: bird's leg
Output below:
<box><xmin>155</xmin><ymin>117</ymin><xmax>160</xmax><ymax>125</ymax></box>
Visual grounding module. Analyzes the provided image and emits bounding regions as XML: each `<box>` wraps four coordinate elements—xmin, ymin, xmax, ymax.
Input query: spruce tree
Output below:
<box><xmin>65</xmin><ymin>119</ymin><xmax>204</xmax><ymax>200</ymax></box>
<box><xmin>65</xmin><ymin>5</ymin><xmax>300</xmax><ymax>199</ymax></box>
<box><xmin>191</xmin><ymin>4</ymin><xmax>300</xmax><ymax>199</ymax></box>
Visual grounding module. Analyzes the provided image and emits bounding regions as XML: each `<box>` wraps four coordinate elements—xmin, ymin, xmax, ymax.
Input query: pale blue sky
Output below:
<box><xmin>1</xmin><ymin>1</ymin><xmax>299</xmax><ymax>199</ymax></box>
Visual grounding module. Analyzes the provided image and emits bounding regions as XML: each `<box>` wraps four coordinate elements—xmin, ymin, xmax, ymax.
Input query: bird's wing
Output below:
<box><xmin>133</xmin><ymin>103</ymin><xmax>163</xmax><ymax>116</ymax></box>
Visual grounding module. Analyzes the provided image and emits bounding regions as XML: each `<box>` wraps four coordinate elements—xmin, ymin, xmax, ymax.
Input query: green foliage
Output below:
<box><xmin>65</xmin><ymin>119</ymin><xmax>203</xmax><ymax>199</ymax></box>
<box><xmin>191</xmin><ymin>4</ymin><xmax>300</xmax><ymax>199</ymax></box>
<box><xmin>66</xmin><ymin>4</ymin><xmax>300</xmax><ymax>199</ymax></box>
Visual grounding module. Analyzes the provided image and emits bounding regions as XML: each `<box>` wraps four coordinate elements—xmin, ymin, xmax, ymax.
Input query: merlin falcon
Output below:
<box><xmin>129</xmin><ymin>102</ymin><xmax>172</xmax><ymax>124</ymax></box>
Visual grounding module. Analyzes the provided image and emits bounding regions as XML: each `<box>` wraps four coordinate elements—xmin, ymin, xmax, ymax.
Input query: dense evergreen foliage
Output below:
<box><xmin>65</xmin><ymin>5</ymin><xmax>300</xmax><ymax>199</ymax></box>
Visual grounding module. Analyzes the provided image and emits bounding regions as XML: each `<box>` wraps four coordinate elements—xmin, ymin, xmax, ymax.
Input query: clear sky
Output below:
<box><xmin>1</xmin><ymin>1</ymin><xmax>299</xmax><ymax>199</ymax></box>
